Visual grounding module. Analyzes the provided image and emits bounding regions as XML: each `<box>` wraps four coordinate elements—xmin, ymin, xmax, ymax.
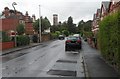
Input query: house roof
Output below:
<box><xmin>102</xmin><ymin>1</ymin><xmax>110</xmax><ymax>11</ymax></box>
<box><xmin>97</xmin><ymin>9</ymin><xmax>101</xmax><ymax>13</ymax></box>
<box><xmin>93</xmin><ymin>14</ymin><xmax>96</xmax><ymax>20</ymax></box>
<box><xmin>7</xmin><ymin>13</ymin><xmax>17</xmax><ymax>19</ymax></box>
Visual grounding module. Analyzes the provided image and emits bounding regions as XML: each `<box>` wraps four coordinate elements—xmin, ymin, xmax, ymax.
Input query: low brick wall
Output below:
<box><xmin>41</xmin><ymin>34</ymin><xmax>50</xmax><ymax>42</ymax></box>
<box><xmin>0</xmin><ymin>42</ymin><xmax>15</xmax><ymax>50</ymax></box>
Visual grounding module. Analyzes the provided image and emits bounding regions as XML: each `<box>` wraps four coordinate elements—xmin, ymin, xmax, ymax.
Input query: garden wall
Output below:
<box><xmin>0</xmin><ymin>42</ymin><xmax>14</xmax><ymax>50</ymax></box>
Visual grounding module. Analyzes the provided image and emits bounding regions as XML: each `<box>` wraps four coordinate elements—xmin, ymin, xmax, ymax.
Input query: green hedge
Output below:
<box><xmin>17</xmin><ymin>35</ymin><xmax>30</xmax><ymax>46</ymax></box>
<box><xmin>51</xmin><ymin>33</ymin><xmax>58</xmax><ymax>39</ymax></box>
<box><xmin>0</xmin><ymin>31</ymin><xmax>10</xmax><ymax>42</ymax></box>
<box><xmin>83</xmin><ymin>31</ymin><xmax>93</xmax><ymax>38</ymax></box>
<box><xmin>98</xmin><ymin>11</ymin><xmax>120</xmax><ymax>71</ymax></box>
<box><xmin>32</xmin><ymin>34</ymin><xmax>38</xmax><ymax>43</ymax></box>
<box><xmin>62</xmin><ymin>30</ymin><xmax>69</xmax><ymax>36</ymax></box>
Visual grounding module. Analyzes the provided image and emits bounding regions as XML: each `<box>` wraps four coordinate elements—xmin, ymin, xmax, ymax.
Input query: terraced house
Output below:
<box><xmin>0</xmin><ymin>7</ymin><xmax>36</xmax><ymax>50</ymax></box>
<box><xmin>92</xmin><ymin>0</ymin><xmax>120</xmax><ymax>49</ymax></box>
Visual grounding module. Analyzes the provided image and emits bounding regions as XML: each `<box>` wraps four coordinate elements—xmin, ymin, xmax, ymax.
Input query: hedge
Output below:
<box><xmin>32</xmin><ymin>34</ymin><xmax>38</xmax><ymax>43</ymax></box>
<box><xmin>98</xmin><ymin>11</ymin><xmax>120</xmax><ymax>72</ymax></box>
<box><xmin>16</xmin><ymin>35</ymin><xmax>30</xmax><ymax>46</ymax></box>
<box><xmin>50</xmin><ymin>33</ymin><xmax>58</xmax><ymax>39</ymax></box>
<box><xmin>83</xmin><ymin>31</ymin><xmax>93</xmax><ymax>38</ymax></box>
<box><xmin>0</xmin><ymin>31</ymin><xmax>10</xmax><ymax>42</ymax></box>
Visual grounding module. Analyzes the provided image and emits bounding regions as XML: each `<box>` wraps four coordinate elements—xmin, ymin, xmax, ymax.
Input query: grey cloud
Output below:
<box><xmin>1</xmin><ymin>0</ymin><xmax>109</xmax><ymax>24</ymax></box>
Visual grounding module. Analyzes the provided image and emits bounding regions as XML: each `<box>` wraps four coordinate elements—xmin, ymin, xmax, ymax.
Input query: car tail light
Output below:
<box><xmin>77</xmin><ymin>40</ymin><xmax>81</xmax><ymax>43</ymax></box>
<box><xmin>66</xmin><ymin>40</ymin><xmax>71</xmax><ymax>43</ymax></box>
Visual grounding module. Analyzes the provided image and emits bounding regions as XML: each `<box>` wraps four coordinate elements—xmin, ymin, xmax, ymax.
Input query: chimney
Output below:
<box><xmin>3</xmin><ymin>7</ymin><xmax>10</xmax><ymax>17</ymax></box>
<box><xmin>25</xmin><ymin>11</ymin><xmax>28</xmax><ymax>16</ymax></box>
<box><xmin>32</xmin><ymin>14</ymin><xmax>36</xmax><ymax>22</ymax></box>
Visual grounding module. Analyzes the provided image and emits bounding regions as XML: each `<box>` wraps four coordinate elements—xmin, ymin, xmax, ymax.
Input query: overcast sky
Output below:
<box><xmin>0</xmin><ymin>0</ymin><xmax>109</xmax><ymax>25</ymax></box>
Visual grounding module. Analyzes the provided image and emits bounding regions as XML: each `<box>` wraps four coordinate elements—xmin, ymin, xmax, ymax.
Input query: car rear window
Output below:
<box><xmin>67</xmin><ymin>36</ymin><xmax>79</xmax><ymax>40</ymax></box>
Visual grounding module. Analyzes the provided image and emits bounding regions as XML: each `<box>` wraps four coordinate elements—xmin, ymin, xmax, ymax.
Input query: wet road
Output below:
<box><xmin>2</xmin><ymin>39</ymin><xmax>84</xmax><ymax>77</ymax></box>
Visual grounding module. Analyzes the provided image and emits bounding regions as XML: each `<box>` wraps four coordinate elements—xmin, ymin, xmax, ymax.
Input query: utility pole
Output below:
<box><xmin>12</xmin><ymin>2</ymin><xmax>17</xmax><ymax>47</ymax></box>
<box><xmin>39</xmin><ymin>5</ymin><xmax>41</xmax><ymax>43</ymax></box>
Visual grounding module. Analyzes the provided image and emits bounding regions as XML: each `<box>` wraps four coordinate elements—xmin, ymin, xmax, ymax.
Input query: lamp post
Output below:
<box><xmin>12</xmin><ymin>2</ymin><xmax>17</xmax><ymax>12</ymax></box>
<box><xmin>39</xmin><ymin>5</ymin><xmax>41</xmax><ymax>43</ymax></box>
<box><xmin>12</xmin><ymin>2</ymin><xmax>17</xmax><ymax>47</ymax></box>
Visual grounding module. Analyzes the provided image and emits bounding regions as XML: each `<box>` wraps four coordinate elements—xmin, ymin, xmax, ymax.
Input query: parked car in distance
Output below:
<box><xmin>65</xmin><ymin>36</ymin><xmax>82</xmax><ymax>51</ymax></box>
<box><xmin>58</xmin><ymin>35</ymin><xmax>65</xmax><ymax>40</ymax></box>
<box><xmin>84</xmin><ymin>37</ymin><xmax>87</xmax><ymax>42</ymax></box>
<box><xmin>73</xmin><ymin>34</ymin><xmax>81</xmax><ymax>39</ymax></box>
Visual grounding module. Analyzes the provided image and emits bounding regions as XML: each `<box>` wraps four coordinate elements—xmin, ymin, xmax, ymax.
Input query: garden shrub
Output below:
<box><xmin>17</xmin><ymin>35</ymin><xmax>30</xmax><ymax>46</ymax></box>
<box><xmin>32</xmin><ymin>34</ymin><xmax>38</xmax><ymax>43</ymax></box>
<box><xmin>98</xmin><ymin>11</ymin><xmax>120</xmax><ymax>71</ymax></box>
<box><xmin>1</xmin><ymin>31</ymin><xmax>10</xmax><ymax>42</ymax></box>
<box><xmin>51</xmin><ymin>33</ymin><xmax>58</xmax><ymax>39</ymax></box>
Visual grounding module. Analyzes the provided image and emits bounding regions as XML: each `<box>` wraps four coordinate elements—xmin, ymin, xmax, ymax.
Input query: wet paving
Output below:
<box><xmin>2</xmin><ymin>39</ymin><xmax>119</xmax><ymax>78</ymax></box>
<box><xmin>2</xmin><ymin>39</ymin><xmax>84</xmax><ymax>77</ymax></box>
<box><xmin>47</xmin><ymin>69</ymin><xmax>77</xmax><ymax>76</ymax></box>
<box><xmin>2</xmin><ymin>44</ymin><xmax>47</xmax><ymax>63</ymax></box>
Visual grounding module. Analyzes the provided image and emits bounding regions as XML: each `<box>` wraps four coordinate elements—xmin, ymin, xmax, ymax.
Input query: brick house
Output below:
<box><xmin>24</xmin><ymin>11</ymin><xmax>34</xmax><ymax>35</ymax></box>
<box><xmin>91</xmin><ymin>9</ymin><xmax>101</xmax><ymax>48</ymax></box>
<box><xmin>100</xmin><ymin>1</ymin><xmax>110</xmax><ymax>21</ymax></box>
<box><xmin>1</xmin><ymin>7</ymin><xmax>35</xmax><ymax>36</ymax></box>
<box><xmin>0</xmin><ymin>7</ymin><xmax>36</xmax><ymax>50</ymax></box>
<box><xmin>91</xmin><ymin>0</ymin><xmax>120</xmax><ymax>49</ymax></box>
<box><xmin>91</xmin><ymin>1</ymin><xmax>110</xmax><ymax>48</ymax></box>
<box><xmin>92</xmin><ymin>1</ymin><xmax>110</xmax><ymax>35</ymax></box>
<box><xmin>0</xmin><ymin>19</ymin><xmax>19</xmax><ymax>35</ymax></box>
<box><xmin>92</xmin><ymin>9</ymin><xmax>101</xmax><ymax>36</ymax></box>
<box><xmin>108</xmin><ymin>0</ymin><xmax>120</xmax><ymax>14</ymax></box>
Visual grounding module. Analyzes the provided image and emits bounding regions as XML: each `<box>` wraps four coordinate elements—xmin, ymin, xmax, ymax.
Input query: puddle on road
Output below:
<box><xmin>66</xmin><ymin>50</ymin><xmax>80</xmax><ymax>54</ymax></box>
<box><xmin>2</xmin><ymin>52</ymin><xmax>28</xmax><ymax>63</ymax></box>
<box><xmin>51</xmin><ymin>44</ymin><xmax>59</xmax><ymax>48</ymax></box>
<box><xmin>56</xmin><ymin>59</ymin><xmax>77</xmax><ymax>63</ymax></box>
<box><xmin>34</xmin><ymin>45</ymin><xmax>47</xmax><ymax>50</ymax></box>
<box><xmin>15</xmin><ymin>53</ymin><xmax>26</xmax><ymax>57</ymax></box>
<box><xmin>47</xmin><ymin>69</ymin><xmax>76</xmax><ymax>76</ymax></box>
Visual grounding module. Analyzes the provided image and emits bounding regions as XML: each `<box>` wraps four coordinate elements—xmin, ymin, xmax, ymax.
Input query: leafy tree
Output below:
<box><xmin>41</xmin><ymin>17</ymin><xmax>51</xmax><ymax>32</ymax></box>
<box><xmin>50</xmin><ymin>25</ymin><xmax>59</xmax><ymax>33</ymax></box>
<box><xmin>78</xmin><ymin>20</ymin><xmax>92</xmax><ymax>37</ymax></box>
<box><xmin>16</xmin><ymin>24</ymin><xmax>25</xmax><ymax>35</ymax></box>
<box><xmin>59</xmin><ymin>21</ymin><xmax>68</xmax><ymax>33</ymax></box>
<box><xmin>67</xmin><ymin>16</ymin><xmax>76</xmax><ymax>34</ymax></box>
<box><xmin>62</xmin><ymin>30</ymin><xmax>69</xmax><ymax>36</ymax></box>
<box><xmin>78</xmin><ymin>20</ymin><xmax>85</xmax><ymax>32</ymax></box>
<box><xmin>83</xmin><ymin>20</ymin><xmax>92</xmax><ymax>32</ymax></box>
<box><xmin>78</xmin><ymin>20</ymin><xmax>92</xmax><ymax>32</ymax></box>
<box><xmin>33</xmin><ymin>19</ymin><xmax>39</xmax><ymax>33</ymax></box>
<box><xmin>33</xmin><ymin>17</ymin><xmax>51</xmax><ymax>33</ymax></box>
<box><xmin>55</xmin><ymin>31</ymin><xmax>61</xmax><ymax>37</ymax></box>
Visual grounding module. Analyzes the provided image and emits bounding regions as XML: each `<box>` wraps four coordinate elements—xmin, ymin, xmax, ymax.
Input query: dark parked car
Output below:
<box><xmin>65</xmin><ymin>36</ymin><xmax>82</xmax><ymax>51</ymax></box>
<box><xmin>58</xmin><ymin>35</ymin><xmax>65</xmax><ymax>40</ymax></box>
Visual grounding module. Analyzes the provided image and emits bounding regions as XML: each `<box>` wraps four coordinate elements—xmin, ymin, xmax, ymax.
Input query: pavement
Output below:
<box><xmin>0</xmin><ymin>40</ymin><xmax>56</xmax><ymax>56</ymax></box>
<box><xmin>81</xmin><ymin>39</ymin><xmax>120</xmax><ymax>78</ymax></box>
<box><xmin>0</xmin><ymin>43</ymin><xmax>42</xmax><ymax>56</ymax></box>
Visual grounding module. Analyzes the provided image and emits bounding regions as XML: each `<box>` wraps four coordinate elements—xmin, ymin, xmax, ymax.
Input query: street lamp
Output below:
<box><xmin>39</xmin><ymin>5</ymin><xmax>41</xmax><ymax>43</ymax></box>
<box><xmin>12</xmin><ymin>2</ymin><xmax>17</xmax><ymax>47</ymax></box>
<box><xmin>12</xmin><ymin>2</ymin><xmax>17</xmax><ymax>12</ymax></box>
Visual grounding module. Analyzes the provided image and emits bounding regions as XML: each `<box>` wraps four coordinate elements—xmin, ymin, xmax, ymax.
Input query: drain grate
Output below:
<box><xmin>56</xmin><ymin>59</ymin><xmax>77</xmax><ymax>63</ymax></box>
<box><xmin>47</xmin><ymin>69</ymin><xmax>76</xmax><ymax>76</ymax></box>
